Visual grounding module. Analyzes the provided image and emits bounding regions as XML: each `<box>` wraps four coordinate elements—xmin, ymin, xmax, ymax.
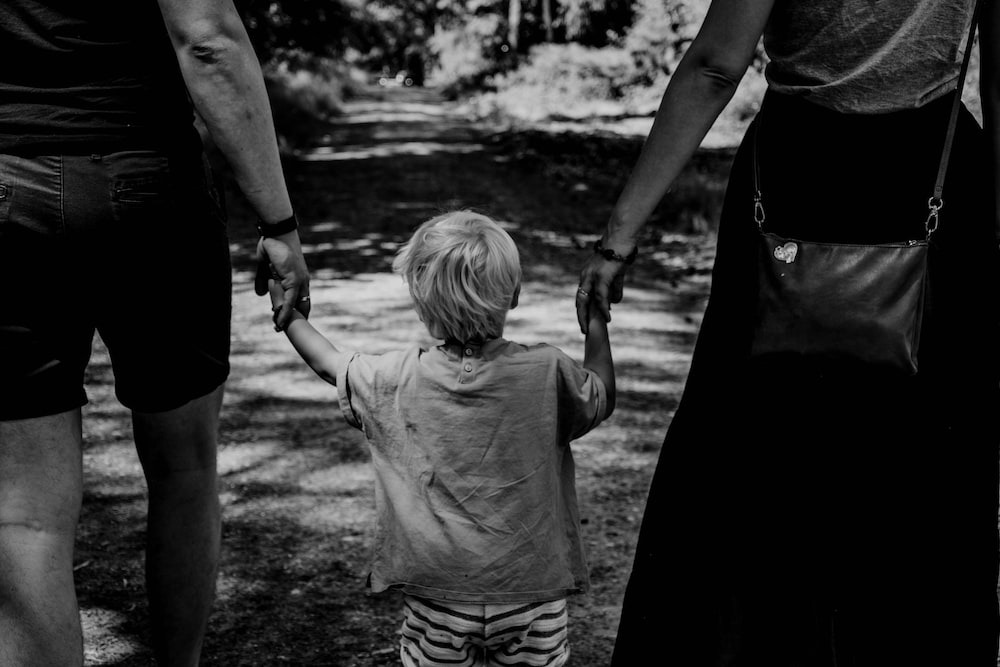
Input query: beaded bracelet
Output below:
<box><xmin>594</xmin><ymin>239</ymin><xmax>637</xmax><ymax>264</ymax></box>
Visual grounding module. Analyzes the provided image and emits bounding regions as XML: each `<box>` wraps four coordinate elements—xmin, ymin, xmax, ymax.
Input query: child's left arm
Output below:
<box><xmin>583</xmin><ymin>303</ymin><xmax>616</xmax><ymax>419</ymax></box>
<box><xmin>269</xmin><ymin>282</ymin><xmax>344</xmax><ymax>386</ymax></box>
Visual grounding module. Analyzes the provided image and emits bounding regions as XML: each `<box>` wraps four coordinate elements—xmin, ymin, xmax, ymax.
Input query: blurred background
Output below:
<box><xmin>248</xmin><ymin>0</ymin><xmax>764</xmax><ymax>153</ymax></box>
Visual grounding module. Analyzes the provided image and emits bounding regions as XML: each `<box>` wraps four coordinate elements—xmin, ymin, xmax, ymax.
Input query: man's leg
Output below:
<box><xmin>132</xmin><ymin>385</ymin><xmax>225</xmax><ymax>667</ymax></box>
<box><xmin>0</xmin><ymin>410</ymin><xmax>84</xmax><ymax>667</ymax></box>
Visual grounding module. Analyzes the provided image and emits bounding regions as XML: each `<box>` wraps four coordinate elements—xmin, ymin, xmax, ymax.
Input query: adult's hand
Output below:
<box><xmin>576</xmin><ymin>253</ymin><xmax>626</xmax><ymax>335</ymax></box>
<box><xmin>256</xmin><ymin>231</ymin><xmax>310</xmax><ymax>329</ymax></box>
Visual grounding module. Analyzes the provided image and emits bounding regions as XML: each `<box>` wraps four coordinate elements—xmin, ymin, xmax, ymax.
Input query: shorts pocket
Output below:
<box><xmin>109</xmin><ymin>151</ymin><xmax>173</xmax><ymax>213</ymax></box>
<box><xmin>0</xmin><ymin>154</ymin><xmax>63</xmax><ymax>237</ymax></box>
<box><xmin>109</xmin><ymin>169</ymin><xmax>175</xmax><ymax>237</ymax></box>
<box><xmin>112</xmin><ymin>175</ymin><xmax>171</xmax><ymax>206</ymax></box>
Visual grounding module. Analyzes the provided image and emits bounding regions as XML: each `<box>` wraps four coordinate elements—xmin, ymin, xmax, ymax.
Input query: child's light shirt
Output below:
<box><xmin>336</xmin><ymin>337</ymin><xmax>607</xmax><ymax>604</ymax></box>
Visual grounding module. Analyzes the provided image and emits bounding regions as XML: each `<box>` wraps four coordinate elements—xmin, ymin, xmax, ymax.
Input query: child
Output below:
<box><xmin>268</xmin><ymin>210</ymin><xmax>615</xmax><ymax>666</ymax></box>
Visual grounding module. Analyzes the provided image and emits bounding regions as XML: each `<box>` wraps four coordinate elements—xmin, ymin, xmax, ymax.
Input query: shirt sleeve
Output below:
<box><xmin>337</xmin><ymin>348</ymin><xmax>414</xmax><ymax>433</ymax></box>
<box><xmin>337</xmin><ymin>352</ymin><xmax>376</xmax><ymax>431</ymax></box>
<box><xmin>555</xmin><ymin>349</ymin><xmax>608</xmax><ymax>441</ymax></box>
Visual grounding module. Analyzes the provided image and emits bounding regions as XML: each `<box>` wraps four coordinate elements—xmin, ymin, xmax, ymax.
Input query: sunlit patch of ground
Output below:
<box><xmin>81</xmin><ymin>608</ymin><xmax>144</xmax><ymax>665</ymax></box>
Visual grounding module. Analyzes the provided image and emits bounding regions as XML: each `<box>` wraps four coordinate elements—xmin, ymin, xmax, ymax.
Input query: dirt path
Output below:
<box><xmin>78</xmin><ymin>85</ymin><xmax>717</xmax><ymax>666</ymax></box>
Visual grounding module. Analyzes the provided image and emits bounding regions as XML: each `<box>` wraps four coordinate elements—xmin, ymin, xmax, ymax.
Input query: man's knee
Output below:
<box><xmin>0</xmin><ymin>516</ymin><xmax>56</xmax><ymax>535</ymax></box>
<box><xmin>0</xmin><ymin>494</ymin><xmax>80</xmax><ymax>537</ymax></box>
<box><xmin>0</xmin><ymin>515</ymin><xmax>78</xmax><ymax>573</ymax></box>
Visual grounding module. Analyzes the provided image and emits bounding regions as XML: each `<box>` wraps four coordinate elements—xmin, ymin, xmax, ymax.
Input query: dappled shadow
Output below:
<box><xmin>79</xmin><ymin>84</ymin><xmax>721</xmax><ymax>666</ymax></box>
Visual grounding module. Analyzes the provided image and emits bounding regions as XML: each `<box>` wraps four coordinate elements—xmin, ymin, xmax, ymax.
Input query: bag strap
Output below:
<box><xmin>927</xmin><ymin>0</ymin><xmax>984</xmax><ymax>234</ymax></box>
<box><xmin>753</xmin><ymin>0</ymin><xmax>983</xmax><ymax>238</ymax></box>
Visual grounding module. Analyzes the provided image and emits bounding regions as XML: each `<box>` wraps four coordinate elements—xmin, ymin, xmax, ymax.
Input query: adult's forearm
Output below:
<box><xmin>605</xmin><ymin>58</ymin><xmax>742</xmax><ymax>249</ymax></box>
<box><xmin>604</xmin><ymin>0</ymin><xmax>776</xmax><ymax>251</ymax></box>
<box><xmin>172</xmin><ymin>25</ymin><xmax>292</xmax><ymax>224</ymax></box>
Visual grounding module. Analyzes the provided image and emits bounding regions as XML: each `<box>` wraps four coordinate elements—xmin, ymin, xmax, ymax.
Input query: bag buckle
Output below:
<box><xmin>754</xmin><ymin>191</ymin><xmax>766</xmax><ymax>230</ymax></box>
<box><xmin>925</xmin><ymin>197</ymin><xmax>943</xmax><ymax>237</ymax></box>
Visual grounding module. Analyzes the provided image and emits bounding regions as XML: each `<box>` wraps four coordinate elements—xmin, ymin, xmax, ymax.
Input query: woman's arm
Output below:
<box><xmin>980</xmin><ymin>0</ymin><xmax>1000</xmax><ymax>244</ymax></box>
<box><xmin>577</xmin><ymin>0</ymin><xmax>775</xmax><ymax>332</ymax></box>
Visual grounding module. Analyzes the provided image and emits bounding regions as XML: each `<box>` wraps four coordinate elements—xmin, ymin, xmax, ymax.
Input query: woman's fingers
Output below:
<box><xmin>575</xmin><ymin>276</ymin><xmax>593</xmax><ymax>335</ymax></box>
<box><xmin>609</xmin><ymin>273</ymin><xmax>625</xmax><ymax>304</ymax></box>
<box><xmin>577</xmin><ymin>256</ymin><xmax>629</xmax><ymax>334</ymax></box>
<box><xmin>592</xmin><ymin>276</ymin><xmax>612</xmax><ymax>324</ymax></box>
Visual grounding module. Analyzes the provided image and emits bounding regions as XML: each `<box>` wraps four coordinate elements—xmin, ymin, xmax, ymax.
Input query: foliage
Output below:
<box><xmin>237</xmin><ymin>1</ymin><xmax>719</xmax><ymax>97</ymax></box>
<box><xmin>482</xmin><ymin>43</ymin><xmax>636</xmax><ymax>120</ymax></box>
<box><xmin>427</xmin><ymin>12</ymin><xmax>508</xmax><ymax>93</ymax></box>
<box><xmin>362</xmin><ymin>0</ymin><xmax>442</xmax><ymax>83</ymax></box>
<box><xmin>560</xmin><ymin>0</ymin><xmax>633</xmax><ymax>44</ymax></box>
<box><xmin>509</xmin><ymin>0</ymin><xmax>634</xmax><ymax>48</ymax></box>
<box><xmin>424</xmin><ymin>0</ymin><xmax>641</xmax><ymax>94</ymax></box>
<box><xmin>240</xmin><ymin>1</ymin><xmax>770</xmax><ymax>146</ymax></box>
<box><xmin>624</xmin><ymin>0</ymin><xmax>709</xmax><ymax>81</ymax></box>
<box><xmin>237</xmin><ymin>0</ymin><xmax>377</xmax><ymax>62</ymax></box>
<box><xmin>262</xmin><ymin>51</ymin><xmax>365</xmax><ymax>152</ymax></box>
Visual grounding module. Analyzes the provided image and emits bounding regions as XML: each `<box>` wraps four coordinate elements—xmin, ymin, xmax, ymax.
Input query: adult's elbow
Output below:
<box><xmin>167</xmin><ymin>15</ymin><xmax>247</xmax><ymax>65</ymax></box>
<box><xmin>681</xmin><ymin>45</ymin><xmax>749</xmax><ymax>97</ymax></box>
<box><xmin>693</xmin><ymin>57</ymin><xmax>745</xmax><ymax>94</ymax></box>
<box><xmin>700</xmin><ymin>65</ymin><xmax>744</xmax><ymax>93</ymax></box>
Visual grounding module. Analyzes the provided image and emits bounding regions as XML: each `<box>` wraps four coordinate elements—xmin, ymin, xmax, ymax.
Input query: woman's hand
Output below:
<box><xmin>576</xmin><ymin>252</ymin><xmax>628</xmax><ymax>335</ymax></box>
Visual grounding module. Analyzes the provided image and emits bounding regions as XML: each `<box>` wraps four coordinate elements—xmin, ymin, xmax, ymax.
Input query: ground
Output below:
<box><xmin>77</xmin><ymin>85</ymin><xmax>730</xmax><ymax>666</ymax></box>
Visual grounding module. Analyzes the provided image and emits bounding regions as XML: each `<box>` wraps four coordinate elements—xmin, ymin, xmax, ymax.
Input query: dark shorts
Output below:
<box><xmin>0</xmin><ymin>150</ymin><xmax>232</xmax><ymax>420</ymax></box>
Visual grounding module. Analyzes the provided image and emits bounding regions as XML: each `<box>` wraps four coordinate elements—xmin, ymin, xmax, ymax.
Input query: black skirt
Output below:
<box><xmin>610</xmin><ymin>90</ymin><xmax>1000</xmax><ymax>666</ymax></box>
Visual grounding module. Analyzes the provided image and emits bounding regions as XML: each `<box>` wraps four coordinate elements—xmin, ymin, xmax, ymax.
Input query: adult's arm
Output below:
<box><xmin>156</xmin><ymin>0</ymin><xmax>310</xmax><ymax>328</ymax></box>
<box><xmin>576</xmin><ymin>0</ymin><xmax>775</xmax><ymax>333</ymax></box>
<box><xmin>981</xmin><ymin>0</ymin><xmax>1000</xmax><ymax>244</ymax></box>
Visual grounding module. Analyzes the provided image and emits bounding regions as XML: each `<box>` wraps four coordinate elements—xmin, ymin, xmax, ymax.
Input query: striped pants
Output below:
<box><xmin>399</xmin><ymin>595</ymin><xmax>570</xmax><ymax>667</ymax></box>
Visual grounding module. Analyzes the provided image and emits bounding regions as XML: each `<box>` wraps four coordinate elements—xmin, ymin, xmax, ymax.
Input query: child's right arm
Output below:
<box><xmin>270</xmin><ymin>282</ymin><xmax>343</xmax><ymax>386</ymax></box>
<box><xmin>583</xmin><ymin>303</ymin><xmax>616</xmax><ymax>419</ymax></box>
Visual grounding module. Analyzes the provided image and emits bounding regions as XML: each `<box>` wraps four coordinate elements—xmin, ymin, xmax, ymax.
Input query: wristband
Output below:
<box><xmin>257</xmin><ymin>213</ymin><xmax>298</xmax><ymax>238</ymax></box>
<box><xmin>594</xmin><ymin>239</ymin><xmax>637</xmax><ymax>265</ymax></box>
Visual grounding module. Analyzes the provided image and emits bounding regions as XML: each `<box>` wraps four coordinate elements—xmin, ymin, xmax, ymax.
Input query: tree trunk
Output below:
<box><xmin>508</xmin><ymin>0</ymin><xmax>521</xmax><ymax>51</ymax></box>
<box><xmin>541</xmin><ymin>0</ymin><xmax>553</xmax><ymax>41</ymax></box>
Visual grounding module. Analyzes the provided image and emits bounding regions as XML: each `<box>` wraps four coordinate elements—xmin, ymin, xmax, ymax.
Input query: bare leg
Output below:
<box><xmin>132</xmin><ymin>385</ymin><xmax>225</xmax><ymax>667</ymax></box>
<box><xmin>0</xmin><ymin>410</ymin><xmax>84</xmax><ymax>667</ymax></box>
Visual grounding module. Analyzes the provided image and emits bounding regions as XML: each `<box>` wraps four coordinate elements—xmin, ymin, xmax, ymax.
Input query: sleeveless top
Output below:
<box><xmin>0</xmin><ymin>0</ymin><xmax>200</xmax><ymax>155</ymax></box>
<box><xmin>763</xmin><ymin>0</ymin><xmax>976</xmax><ymax>114</ymax></box>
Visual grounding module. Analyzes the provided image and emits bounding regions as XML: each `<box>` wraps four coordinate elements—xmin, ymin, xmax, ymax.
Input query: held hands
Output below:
<box><xmin>576</xmin><ymin>242</ymin><xmax>631</xmax><ymax>335</ymax></box>
<box><xmin>255</xmin><ymin>231</ymin><xmax>310</xmax><ymax>331</ymax></box>
<box><xmin>266</xmin><ymin>279</ymin><xmax>288</xmax><ymax>330</ymax></box>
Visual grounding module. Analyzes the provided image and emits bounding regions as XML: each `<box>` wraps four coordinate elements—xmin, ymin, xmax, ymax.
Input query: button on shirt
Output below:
<box><xmin>337</xmin><ymin>338</ymin><xmax>607</xmax><ymax>603</ymax></box>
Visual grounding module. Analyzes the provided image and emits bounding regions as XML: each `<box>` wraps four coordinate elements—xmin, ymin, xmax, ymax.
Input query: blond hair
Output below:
<box><xmin>392</xmin><ymin>211</ymin><xmax>521</xmax><ymax>342</ymax></box>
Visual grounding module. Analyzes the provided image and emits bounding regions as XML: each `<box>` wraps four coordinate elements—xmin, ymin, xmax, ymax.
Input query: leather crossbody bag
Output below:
<box><xmin>749</xmin><ymin>2</ymin><xmax>981</xmax><ymax>375</ymax></box>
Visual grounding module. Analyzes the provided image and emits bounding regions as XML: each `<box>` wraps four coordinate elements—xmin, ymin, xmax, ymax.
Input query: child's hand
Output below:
<box><xmin>268</xmin><ymin>279</ymin><xmax>285</xmax><ymax>330</ymax></box>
